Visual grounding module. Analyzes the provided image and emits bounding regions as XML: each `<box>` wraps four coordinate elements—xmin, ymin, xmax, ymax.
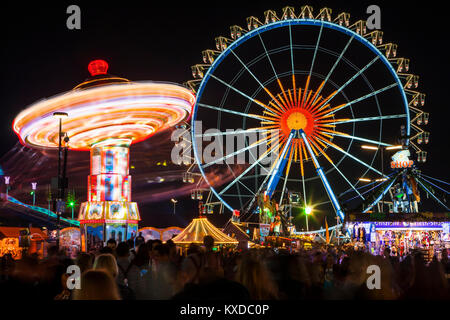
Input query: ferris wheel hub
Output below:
<box><xmin>280</xmin><ymin>106</ymin><xmax>316</xmax><ymax>138</ymax></box>
<box><xmin>287</xmin><ymin>111</ymin><xmax>308</xmax><ymax>130</ymax></box>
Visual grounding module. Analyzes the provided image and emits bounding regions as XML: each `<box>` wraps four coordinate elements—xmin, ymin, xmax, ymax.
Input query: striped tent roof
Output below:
<box><xmin>172</xmin><ymin>217</ymin><xmax>238</xmax><ymax>245</ymax></box>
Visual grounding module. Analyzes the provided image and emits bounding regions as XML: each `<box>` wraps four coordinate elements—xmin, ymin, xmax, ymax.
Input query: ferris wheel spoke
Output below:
<box><xmin>362</xmin><ymin>178</ymin><xmax>399</xmax><ymax>213</ymax></box>
<box><xmin>416</xmin><ymin>178</ymin><xmax>450</xmax><ymax>211</ymax></box>
<box><xmin>236</xmin><ymin>179</ymin><xmax>256</xmax><ymax>196</ymax></box>
<box><xmin>298</xmin><ymin>140</ymin><xmax>307</xmax><ymax>207</ymax></box>
<box><xmin>209</xmin><ymin>74</ymin><xmax>281</xmax><ymax>117</ymax></box>
<box><xmin>288</xmin><ymin>23</ymin><xmax>299</xmax><ymax>106</ymax></box>
<box><xmin>257</xmin><ymin>33</ymin><xmax>278</xmax><ymax>81</ymax></box>
<box><xmin>222</xmin><ymin>155</ymin><xmax>257</xmax><ymax>207</ymax></box>
<box><xmin>325</xmin><ymin>157</ymin><xmax>366</xmax><ymax>200</ymax></box>
<box><xmin>305</xmin><ymin>133</ymin><xmax>362</xmax><ymax>203</ymax></box>
<box><xmin>279</xmin><ymin>142</ymin><xmax>295</xmax><ymax>205</ymax></box>
<box><xmin>202</xmin><ymin>135</ymin><xmax>271</xmax><ymax>169</ymax></box>
<box><xmin>197</xmin><ymin>127</ymin><xmax>278</xmax><ymax>138</ymax></box>
<box><xmin>317</xmin><ymin>55</ymin><xmax>380</xmax><ymax>112</ymax></box>
<box><xmin>312</xmin><ymin>35</ymin><xmax>354</xmax><ymax>105</ymax></box>
<box><xmin>326</xmin><ymin>114</ymin><xmax>407</xmax><ymax>125</ymax></box>
<box><xmin>308</xmin><ymin>23</ymin><xmax>323</xmax><ymax>80</ymax></box>
<box><xmin>222</xmin><ymin>194</ymin><xmax>255</xmax><ymax>198</ymax></box>
<box><xmin>328</xmin><ymin>132</ymin><xmax>392</xmax><ymax>147</ymax></box>
<box><xmin>229</xmin><ymin>49</ymin><xmax>286</xmax><ymax>113</ymax></box>
<box><xmin>257</xmin><ymin>34</ymin><xmax>292</xmax><ymax>111</ymax></box>
<box><xmin>218</xmin><ymin>133</ymin><xmax>284</xmax><ymax>196</ymax></box>
<box><xmin>197</xmin><ymin>102</ymin><xmax>274</xmax><ymax>122</ymax></box>
<box><xmin>289</xmin><ymin>23</ymin><xmax>294</xmax><ymax>75</ymax></box>
<box><xmin>320</xmin><ymin>82</ymin><xmax>399</xmax><ymax>116</ymax></box>
<box><xmin>244</xmin><ymin>141</ymin><xmax>287</xmax><ymax>213</ymax></box>
<box><xmin>316</xmin><ymin>136</ymin><xmax>385</xmax><ymax>177</ymax></box>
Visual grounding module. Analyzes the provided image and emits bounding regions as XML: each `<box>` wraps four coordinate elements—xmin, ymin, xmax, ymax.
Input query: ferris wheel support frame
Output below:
<box><xmin>299</xmin><ymin>129</ymin><xmax>345</xmax><ymax>221</ymax></box>
<box><xmin>265</xmin><ymin>129</ymin><xmax>296</xmax><ymax>199</ymax></box>
<box><xmin>362</xmin><ymin>174</ymin><xmax>398</xmax><ymax>213</ymax></box>
<box><xmin>416</xmin><ymin>178</ymin><xmax>450</xmax><ymax>211</ymax></box>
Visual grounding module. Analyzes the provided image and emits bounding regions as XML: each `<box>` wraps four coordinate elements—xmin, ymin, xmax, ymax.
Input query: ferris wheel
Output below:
<box><xmin>185</xmin><ymin>5</ymin><xmax>429</xmax><ymax>222</ymax></box>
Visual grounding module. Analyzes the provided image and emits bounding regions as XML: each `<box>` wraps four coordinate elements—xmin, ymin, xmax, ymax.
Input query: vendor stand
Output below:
<box><xmin>345</xmin><ymin>212</ymin><xmax>450</xmax><ymax>260</ymax></box>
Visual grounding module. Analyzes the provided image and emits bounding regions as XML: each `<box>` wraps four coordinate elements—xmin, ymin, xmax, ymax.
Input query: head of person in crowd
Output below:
<box><xmin>149</xmin><ymin>239</ymin><xmax>163</xmax><ymax>260</ymax></box>
<box><xmin>46</xmin><ymin>245</ymin><xmax>59</xmax><ymax>259</ymax></box>
<box><xmin>72</xmin><ymin>270</ymin><xmax>120</xmax><ymax>300</ymax></box>
<box><xmin>441</xmin><ymin>248</ymin><xmax>448</xmax><ymax>264</ymax></box>
<box><xmin>135</xmin><ymin>232</ymin><xmax>145</xmax><ymax>244</ymax></box>
<box><xmin>325</xmin><ymin>254</ymin><xmax>335</xmax><ymax>268</ymax></box>
<box><xmin>153</xmin><ymin>243</ymin><xmax>170</xmax><ymax>263</ymax></box>
<box><xmin>126</xmin><ymin>238</ymin><xmax>135</xmax><ymax>250</ymax></box>
<box><xmin>187</xmin><ymin>243</ymin><xmax>200</xmax><ymax>256</ymax></box>
<box><xmin>116</xmin><ymin>242</ymin><xmax>130</xmax><ymax>259</ymax></box>
<box><xmin>151</xmin><ymin>239</ymin><xmax>162</xmax><ymax>249</ymax></box>
<box><xmin>344</xmin><ymin>251</ymin><xmax>372</xmax><ymax>289</ymax></box>
<box><xmin>165</xmin><ymin>239</ymin><xmax>178</xmax><ymax>262</ymax></box>
<box><xmin>93</xmin><ymin>253</ymin><xmax>119</xmax><ymax>279</ymax></box>
<box><xmin>106</xmin><ymin>239</ymin><xmax>117</xmax><ymax>250</ymax></box>
<box><xmin>133</xmin><ymin>242</ymin><xmax>150</xmax><ymax>268</ymax></box>
<box><xmin>75</xmin><ymin>252</ymin><xmax>93</xmax><ymax>274</ymax></box>
<box><xmin>99</xmin><ymin>246</ymin><xmax>113</xmax><ymax>255</ymax></box>
<box><xmin>203</xmin><ymin>235</ymin><xmax>215</xmax><ymax>252</ymax></box>
<box><xmin>383</xmin><ymin>247</ymin><xmax>391</xmax><ymax>259</ymax></box>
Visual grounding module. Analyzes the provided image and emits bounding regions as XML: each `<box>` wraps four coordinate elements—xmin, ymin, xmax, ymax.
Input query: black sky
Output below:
<box><xmin>1</xmin><ymin>1</ymin><xmax>449</xmax><ymax>229</ymax></box>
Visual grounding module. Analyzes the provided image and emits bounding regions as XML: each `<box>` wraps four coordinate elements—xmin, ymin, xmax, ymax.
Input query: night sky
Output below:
<box><xmin>1</xmin><ymin>1</ymin><xmax>449</xmax><ymax>230</ymax></box>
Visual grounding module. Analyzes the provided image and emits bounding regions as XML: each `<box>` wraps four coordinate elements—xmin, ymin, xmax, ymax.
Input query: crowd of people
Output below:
<box><xmin>0</xmin><ymin>235</ymin><xmax>449</xmax><ymax>300</ymax></box>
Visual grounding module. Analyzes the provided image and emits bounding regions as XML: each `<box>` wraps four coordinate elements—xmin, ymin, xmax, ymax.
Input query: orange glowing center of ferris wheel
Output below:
<box><xmin>280</xmin><ymin>108</ymin><xmax>316</xmax><ymax>137</ymax></box>
<box><xmin>287</xmin><ymin>111</ymin><xmax>307</xmax><ymax>129</ymax></box>
<box><xmin>256</xmin><ymin>75</ymin><xmax>350</xmax><ymax>165</ymax></box>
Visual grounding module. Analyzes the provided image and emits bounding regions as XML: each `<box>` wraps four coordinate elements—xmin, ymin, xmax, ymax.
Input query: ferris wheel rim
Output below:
<box><xmin>191</xmin><ymin>18</ymin><xmax>411</xmax><ymax>215</ymax></box>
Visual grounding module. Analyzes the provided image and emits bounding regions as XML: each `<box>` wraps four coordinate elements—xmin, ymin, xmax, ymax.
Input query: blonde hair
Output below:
<box><xmin>93</xmin><ymin>254</ymin><xmax>119</xmax><ymax>279</ymax></box>
<box><xmin>72</xmin><ymin>270</ymin><xmax>120</xmax><ymax>300</ymax></box>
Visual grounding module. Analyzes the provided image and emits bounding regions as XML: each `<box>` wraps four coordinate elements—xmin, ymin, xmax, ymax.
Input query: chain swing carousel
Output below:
<box><xmin>13</xmin><ymin>60</ymin><xmax>195</xmax><ymax>251</ymax></box>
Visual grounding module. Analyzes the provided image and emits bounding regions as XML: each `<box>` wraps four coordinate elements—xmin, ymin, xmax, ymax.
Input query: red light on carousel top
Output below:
<box><xmin>88</xmin><ymin>59</ymin><xmax>109</xmax><ymax>76</ymax></box>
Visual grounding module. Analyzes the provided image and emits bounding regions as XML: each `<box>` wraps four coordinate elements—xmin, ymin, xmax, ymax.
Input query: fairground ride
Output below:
<box><xmin>181</xmin><ymin>5</ymin><xmax>442</xmax><ymax>234</ymax></box>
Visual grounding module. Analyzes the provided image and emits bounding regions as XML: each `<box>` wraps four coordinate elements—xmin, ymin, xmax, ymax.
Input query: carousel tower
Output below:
<box><xmin>13</xmin><ymin>60</ymin><xmax>195</xmax><ymax>249</ymax></box>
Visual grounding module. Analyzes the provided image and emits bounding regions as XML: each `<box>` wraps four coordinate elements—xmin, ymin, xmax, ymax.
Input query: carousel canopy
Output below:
<box><xmin>172</xmin><ymin>217</ymin><xmax>238</xmax><ymax>245</ymax></box>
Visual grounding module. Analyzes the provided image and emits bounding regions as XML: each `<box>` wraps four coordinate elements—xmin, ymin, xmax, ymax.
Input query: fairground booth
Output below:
<box><xmin>345</xmin><ymin>212</ymin><xmax>450</xmax><ymax>260</ymax></box>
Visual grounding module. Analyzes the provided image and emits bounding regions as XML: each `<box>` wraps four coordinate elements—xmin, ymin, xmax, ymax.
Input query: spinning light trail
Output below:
<box><xmin>13</xmin><ymin>60</ymin><xmax>195</xmax><ymax>250</ymax></box>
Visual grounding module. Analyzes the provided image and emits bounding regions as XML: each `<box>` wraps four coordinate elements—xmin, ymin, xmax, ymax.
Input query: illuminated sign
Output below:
<box><xmin>350</xmin><ymin>221</ymin><xmax>444</xmax><ymax>230</ymax></box>
<box><xmin>391</xmin><ymin>160</ymin><xmax>413</xmax><ymax>168</ymax></box>
<box><xmin>390</xmin><ymin>149</ymin><xmax>413</xmax><ymax>168</ymax></box>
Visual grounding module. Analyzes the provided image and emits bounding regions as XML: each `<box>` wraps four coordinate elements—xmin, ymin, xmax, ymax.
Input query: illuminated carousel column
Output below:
<box><xmin>79</xmin><ymin>142</ymin><xmax>140</xmax><ymax>252</ymax></box>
